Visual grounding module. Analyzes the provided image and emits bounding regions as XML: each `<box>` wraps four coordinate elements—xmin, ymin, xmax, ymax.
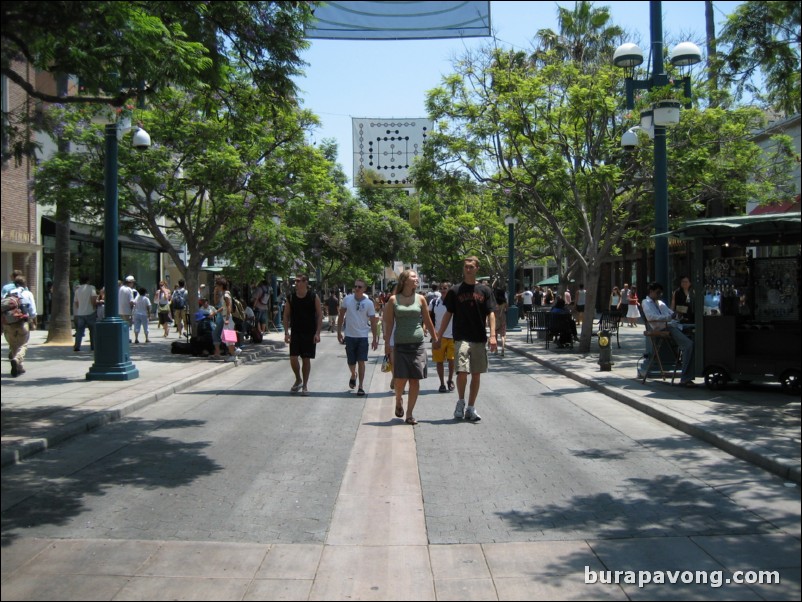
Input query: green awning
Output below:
<box><xmin>537</xmin><ymin>275</ymin><xmax>560</xmax><ymax>286</ymax></box>
<box><xmin>658</xmin><ymin>213</ymin><xmax>801</xmax><ymax>241</ymax></box>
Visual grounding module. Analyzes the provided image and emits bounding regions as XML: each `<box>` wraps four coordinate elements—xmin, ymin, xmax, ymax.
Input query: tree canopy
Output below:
<box><xmin>717</xmin><ymin>0</ymin><xmax>801</xmax><ymax>115</ymax></box>
<box><xmin>416</xmin><ymin>3</ymin><xmax>795</xmax><ymax>351</ymax></box>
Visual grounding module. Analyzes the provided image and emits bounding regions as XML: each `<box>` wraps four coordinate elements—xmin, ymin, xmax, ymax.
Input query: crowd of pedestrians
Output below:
<box><xmin>5</xmin><ymin>262</ymin><xmax>700</xmax><ymax>418</ymax></box>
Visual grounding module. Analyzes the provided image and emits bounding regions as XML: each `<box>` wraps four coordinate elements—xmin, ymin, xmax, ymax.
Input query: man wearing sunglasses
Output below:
<box><xmin>337</xmin><ymin>279</ymin><xmax>379</xmax><ymax>396</ymax></box>
<box><xmin>283</xmin><ymin>274</ymin><xmax>323</xmax><ymax>396</ymax></box>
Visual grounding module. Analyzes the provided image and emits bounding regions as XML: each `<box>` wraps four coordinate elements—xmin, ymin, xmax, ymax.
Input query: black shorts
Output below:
<box><xmin>290</xmin><ymin>333</ymin><xmax>317</xmax><ymax>359</ymax></box>
<box><xmin>576</xmin><ymin>305</ymin><xmax>585</xmax><ymax>312</ymax></box>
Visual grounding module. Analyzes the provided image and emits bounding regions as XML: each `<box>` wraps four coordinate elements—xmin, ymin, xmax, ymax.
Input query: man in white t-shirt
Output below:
<box><xmin>3</xmin><ymin>276</ymin><xmax>37</xmax><ymax>377</ymax></box>
<box><xmin>119</xmin><ymin>276</ymin><xmax>135</xmax><ymax>319</ymax></box>
<box><xmin>520</xmin><ymin>288</ymin><xmax>534</xmax><ymax>316</ymax></box>
<box><xmin>73</xmin><ymin>275</ymin><xmax>98</xmax><ymax>352</ymax></box>
<box><xmin>430</xmin><ymin>282</ymin><xmax>455</xmax><ymax>392</ymax></box>
<box><xmin>337</xmin><ymin>279</ymin><xmax>378</xmax><ymax>396</ymax></box>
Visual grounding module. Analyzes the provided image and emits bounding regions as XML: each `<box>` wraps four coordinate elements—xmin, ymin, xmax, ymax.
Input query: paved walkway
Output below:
<box><xmin>3</xmin><ymin>317</ymin><xmax>799</xmax><ymax>484</ymax></box>
<box><xmin>1</xmin><ymin>317</ymin><xmax>800</xmax><ymax>601</ymax></box>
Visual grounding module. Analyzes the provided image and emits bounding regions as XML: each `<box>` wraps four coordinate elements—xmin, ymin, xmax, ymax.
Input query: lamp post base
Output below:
<box><xmin>506</xmin><ymin>305</ymin><xmax>521</xmax><ymax>331</ymax></box>
<box><xmin>86</xmin><ymin>319</ymin><xmax>139</xmax><ymax>380</ymax></box>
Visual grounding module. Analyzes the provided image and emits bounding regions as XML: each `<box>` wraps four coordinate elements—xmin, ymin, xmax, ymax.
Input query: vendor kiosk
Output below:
<box><xmin>664</xmin><ymin>213</ymin><xmax>800</xmax><ymax>394</ymax></box>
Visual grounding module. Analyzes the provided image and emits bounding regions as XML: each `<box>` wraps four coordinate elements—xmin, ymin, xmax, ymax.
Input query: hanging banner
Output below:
<box><xmin>353</xmin><ymin>117</ymin><xmax>432</xmax><ymax>188</ymax></box>
<box><xmin>306</xmin><ymin>1</ymin><xmax>491</xmax><ymax>40</ymax></box>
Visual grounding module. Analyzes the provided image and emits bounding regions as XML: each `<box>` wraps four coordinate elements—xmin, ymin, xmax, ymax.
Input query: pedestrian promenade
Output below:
<box><xmin>1</xmin><ymin>316</ymin><xmax>800</xmax><ymax>601</ymax></box>
<box><xmin>3</xmin><ymin>317</ymin><xmax>799</xmax><ymax>484</ymax></box>
<box><xmin>1</xmin><ymin>326</ymin><xmax>286</xmax><ymax>468</ymax></box>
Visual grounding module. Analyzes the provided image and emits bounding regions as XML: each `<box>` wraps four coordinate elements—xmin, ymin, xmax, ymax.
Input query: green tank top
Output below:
<box><xmin>394</xmin><ymin>295</ymin><xmax>424</xmax><ymax>344</ymax></box>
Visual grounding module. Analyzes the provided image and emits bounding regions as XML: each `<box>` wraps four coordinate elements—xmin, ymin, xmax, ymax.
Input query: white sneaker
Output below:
<box><xmin>454</xmin><ymin>399</ymin><xmax>466</xmax><ymax>420</ymax></box>
<box><xmin>234</xmin><ymin>347</ymin><xmax>242</xmax><ymax>355</ymax></box>
<box><xmin>464</xmin><ymin>406</ymin><xmax>481</xmax><ymax>422</ymax></box>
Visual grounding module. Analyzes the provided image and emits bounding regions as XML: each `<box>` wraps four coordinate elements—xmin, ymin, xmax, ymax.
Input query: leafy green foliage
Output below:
<box><xmin>717</xmin><ymin>0</ymin><xmax>801</xmax><ymax>115</ymax></box>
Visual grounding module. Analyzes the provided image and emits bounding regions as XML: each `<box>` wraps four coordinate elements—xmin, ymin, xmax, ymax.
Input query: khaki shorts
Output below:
<box><xmin>432</xmin><ymin>337</ymin><xmax>455</xmax><ymax>363</ymax></box>
<box><xmin>455</xmin><ymin>340</ymin><xmax>488</xmax><ymax>374</ymax></box>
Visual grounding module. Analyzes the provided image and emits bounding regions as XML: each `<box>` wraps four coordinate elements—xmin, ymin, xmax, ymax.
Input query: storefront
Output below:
<box><xmin>41</xmin><ymin>216</ymin><xmax>164</xmax><ymax>317</ymax></box>
<box><xmin>664</xmin><ymin>213</ymin><xmax>801</xmax><ymax>393</ymax></box>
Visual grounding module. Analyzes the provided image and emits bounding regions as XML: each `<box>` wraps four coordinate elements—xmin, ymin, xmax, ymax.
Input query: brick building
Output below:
<box><xmin>1</xmin><ymin>59</ymin><xmax>40</xmax><ymax>303</ymax></box>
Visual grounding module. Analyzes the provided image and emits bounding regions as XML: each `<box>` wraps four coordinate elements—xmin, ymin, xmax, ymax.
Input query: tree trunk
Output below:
<box><xmin>577</xmin><ymin>264</ymin><xmax>601</xmax><ymax>354</ymax></box>
<box><xmin>45</xmin><ymin>74</ymin><xmax>75</xmax><ymax>344</ymax></box>
<box><xmin>46</xmin><ymin>206</ymin><xmax>74</xmax><ymax>344</ymax></box>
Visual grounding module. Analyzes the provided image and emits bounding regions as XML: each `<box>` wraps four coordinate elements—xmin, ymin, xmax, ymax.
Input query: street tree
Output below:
<box><xmin>2</xmin><ymin>0</ymin><xmax>314</xmax><ymax>342</ymax></box>
<box><xmin>716</xmin><ymin>0</ymin><xmax>801</xmax><ymax>115</ymax></box>
<box><xmin>35</xmin><ymin>79</ymin><xmax>330</xmax><ymax>328</ymax></box>
<box><xmin>421</xmin><ymin>39</ymin><xmax>794</xmax><ymax>353</ymax></box>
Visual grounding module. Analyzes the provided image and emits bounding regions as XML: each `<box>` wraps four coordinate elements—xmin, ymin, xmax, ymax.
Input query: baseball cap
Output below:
<box><xmin>125</xmin><ymin>275</ymin><xmax>135</xmax><ymax>282</ymax></box>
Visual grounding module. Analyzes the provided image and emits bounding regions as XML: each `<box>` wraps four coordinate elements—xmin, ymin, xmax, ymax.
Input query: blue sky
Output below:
<box><xmin>295</xmin><ymin>1</ymin><xmax>744</xmax><ymax>186</ymax></box>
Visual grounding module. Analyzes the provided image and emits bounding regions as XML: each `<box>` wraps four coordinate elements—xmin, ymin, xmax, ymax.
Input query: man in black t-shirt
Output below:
<box><xmin>434</xmin><ymin>256</ymin><xmax>497</xmax><ymax>422</ymax></box>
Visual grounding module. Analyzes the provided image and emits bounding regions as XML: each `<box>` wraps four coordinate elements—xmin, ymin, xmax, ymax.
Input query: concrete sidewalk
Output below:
<box><xmin>505</xmin><ymin>320</ymin><xmax>801</xmax><ymax>486</ymax></box>
<box><xmin>1</xmin><ymin>325</ymin><xmax>286</xmax><ymax>468</ymax></box>
<box><xmin>2</xmin><ymin>318</ymin><xmax>800</xmax><ymax>484</ymax></box>
<box><xmin>2</xmin><ymin>318</ymin><xmax>800</xmax><ymax>601</ymax></box>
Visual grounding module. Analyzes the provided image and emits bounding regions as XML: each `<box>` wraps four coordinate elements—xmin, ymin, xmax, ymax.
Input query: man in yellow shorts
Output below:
<box><xmin>430</xmin><ymin>282</ymin><xmax>455</xmax><ymax>393</ymax></box>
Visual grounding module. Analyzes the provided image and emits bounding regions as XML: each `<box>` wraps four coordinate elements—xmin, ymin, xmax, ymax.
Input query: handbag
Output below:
<box><xmin>221</xmin><ymin>328</ymin><xmax>238</xmax><ymax>344</ymax></box>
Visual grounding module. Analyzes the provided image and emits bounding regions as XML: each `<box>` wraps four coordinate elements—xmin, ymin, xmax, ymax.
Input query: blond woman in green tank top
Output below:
<box><xmin>383</xmin><ymin>269</ymin><xmax>438</xmax><ymax>425</ymax></box>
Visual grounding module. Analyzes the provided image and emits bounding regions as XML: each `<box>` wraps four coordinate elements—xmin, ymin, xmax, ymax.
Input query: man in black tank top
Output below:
<box><xmin>282</xmin><ymin>274</ymin><xmax>323</xmax><ymax>396</ymax></box>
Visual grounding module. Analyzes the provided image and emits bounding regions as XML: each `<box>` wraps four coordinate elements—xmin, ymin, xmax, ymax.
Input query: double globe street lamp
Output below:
<box><xmin>613</xmin><ymin>0</ymin><xmax>701</xmax><ymax>294</ymax></box>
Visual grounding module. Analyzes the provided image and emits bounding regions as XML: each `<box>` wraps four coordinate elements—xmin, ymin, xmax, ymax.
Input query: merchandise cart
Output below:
<box><xmin>663</xmin><ymin>213</ymin><xmax>801</xmax><ymax>394</ymax></box>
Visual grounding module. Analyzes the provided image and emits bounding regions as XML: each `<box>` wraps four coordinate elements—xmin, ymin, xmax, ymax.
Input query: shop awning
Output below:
<box><xmin>42</xmin><ymin>216</ymin><xmax>166</xmax><ymax>252</ymax></box>
<box><xmin>657</xmin><ymin>213</ymin><xmax>801</xmax><ymax>242</ymax></box>
<box><xmin>537</xmin><ymin>274</ymin><xmax>560</xmax><ymax>286</ymax></box>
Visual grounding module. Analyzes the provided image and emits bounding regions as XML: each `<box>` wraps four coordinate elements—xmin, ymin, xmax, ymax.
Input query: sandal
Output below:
<box><xmin>405</xmin><ymin>416</ymin><xmax>418</xmax><ymax>425</ymax></box>
<box><xmin>290</xmin><ymin>382</ymin><xmax>302</xmax><ymax>393</ymax></box>
<box><xmin>395</xmin><ymin>403</ymin><xmax>404</xmax><ymax>418</ymax></box>
<box><xmin>447</xmin><ymin>380</ymin><xmax>455</xmax><ymax>391</ymax></box>
<box><xmin>348</xmin><ymin>377</ymin><xmax>356</xmax><ymax>389</ymax></box>
<box><xmin>357</xmin><ymin>388</ymin><xmax>365</xmax><ymax>396</ymax></box>
<box><xmin>301</xmin><ymin>387</ymin><xmax>310</xmax><ymax>396</ymax></box>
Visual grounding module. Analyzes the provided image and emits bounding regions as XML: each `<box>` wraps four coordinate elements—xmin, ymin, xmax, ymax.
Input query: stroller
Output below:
<box><xmin>190</xmin><ymin>310</ymin><xmax>216</xmax><ymax>356</ymax></box>
<box><xmin>238</xmin><ymin>306</ymin><xmax>262</xmax><ymax>344</ymax></box>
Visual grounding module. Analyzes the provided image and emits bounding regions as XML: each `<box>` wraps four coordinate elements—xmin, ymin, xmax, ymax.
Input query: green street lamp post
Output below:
<box><xmin>86</xmin><ymin>122</ymin><xmax>151</xmax><ymax>380</ymax></box>
<box><xmin>505</xmin><ymin>215</ymin><xmax>520</xmax><ymax>330</ymax></box>
<box><xmin>271</xmin><ymin>215</ymin><xmax>283</xmax><ymax>332</ymax></box>
<box><xmin>613</xmin><ymin>1</ymin><xmax>701</xmax><ymax>293</ymax></box>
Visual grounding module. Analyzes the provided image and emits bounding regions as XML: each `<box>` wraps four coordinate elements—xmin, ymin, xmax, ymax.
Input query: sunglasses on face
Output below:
<box><xmin>354</xmin><ymin>284</ymin><xmax>364</xmax><ymax>289</ymax></box>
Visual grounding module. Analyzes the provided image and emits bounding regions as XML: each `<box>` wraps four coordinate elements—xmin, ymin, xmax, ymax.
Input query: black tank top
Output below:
<box><xmin>290</xmin><ymin>292</ymin><xmax>317</xmax><ymax>335</ymax></box>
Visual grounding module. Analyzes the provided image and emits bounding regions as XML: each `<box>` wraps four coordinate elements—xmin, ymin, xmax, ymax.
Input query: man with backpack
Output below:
<box><xmin>171</xmin><ymin>279</ymin><xmax>189</xmax><ymax>338</ymax></box>
<box><xmin>2</xmin><ymin>276</ymin><xmax>37</xmax><ymax>377</ymax></box>
<box><xmin>252</xmin><ymin>279</ymin><xmax>271</xmax><ymax>336</ymax></box>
